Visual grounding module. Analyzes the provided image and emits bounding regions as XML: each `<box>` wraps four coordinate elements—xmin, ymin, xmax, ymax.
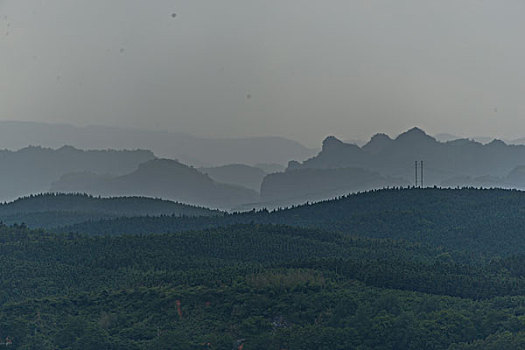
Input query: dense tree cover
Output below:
<box><xmin>62</xmin><ymin>187</ymin><xmax>525</xmax><ymax>256</ymax></box>
<box><xmin>1</xmin><ymin>221</ymin><xmax>525</xmax><ymax>348</ymax></box>
<box><xmin>5</xmin><ymin>188</ymin><xmax>525</xmax><ymax>347</ymax></box>
<box><xmin>0</xmin><ymin>193</ymin><xmax>218</xmax><ymax>229</ymax></box>
<box><xmin>7</xmin><ymin>279</ymin><xmax>525</xmax><ymax>350</ymax></box>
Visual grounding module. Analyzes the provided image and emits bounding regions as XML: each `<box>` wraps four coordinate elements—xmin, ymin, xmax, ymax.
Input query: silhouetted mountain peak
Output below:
<box><xmin>370</xmin><ymin>133</ymin><xmax>392</xmax><ymax>142</ymax></box>
<box><xmin>322</xmin><ymin>136</ymin><xmax>344</xmax><ymax>151</ymax></box>
<box><xmin>321</xmin><ymin>136</ymin><xmax>363</xmax><ymax>155</ymax></box>
<box><xmin>362</xmin><ymin>133</ymin><xmax>393</xmax><ymax>154</ymax></box>
<box><xmin>396</xmin><ymin>127</ymin><xmax>429</xmax><ymax>139</ymax></box>
<box><xmin>395</xmin><ymin>127</ymin><xmax>437</xmax><ymax>145</ymax></box>
<box><xmin>487</xmin><ymin>139</ymin><xmax>507</xmax><ymax>147</ymax></box>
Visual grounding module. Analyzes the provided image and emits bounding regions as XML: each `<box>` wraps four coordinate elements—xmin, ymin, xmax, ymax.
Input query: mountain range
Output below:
<box><xmin>5</xmin><ymin>125</ymin><xmax>525</xmax><ymax>209</ymax></box>
<box><xmin>50</xmin><ymin>159</ymin><xmax>259</xmax><ymax>209</ymax></box>
<box><xmin>0</xmin><ymin>120</ymin><xmax>316</xmax><ymax>167</ymax></box>
<box><xmin>198</xmin><ymin>164</ymin><xmax>267</xmax><ymax>191</ymax></box>
<box><xmin>0</xmin><ymin>145</ymin><xmax>154</xmax><ymax>201</ymax></box>
<box><xmin>254</xmin><ymin>127</ymin><xmax>525</xmax><ymax>204</ymax></box>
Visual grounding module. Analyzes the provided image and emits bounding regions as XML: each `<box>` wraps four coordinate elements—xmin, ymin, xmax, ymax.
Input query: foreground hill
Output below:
<box><xmin>0</xmin><ymin>193</ymin><xmax>218</xmax><ymax>228</ymax></box>
<box><xmin>63</xmin><ymin>187</ymin><xmax>525</xmax><ymax>256</ymax></box>
<box><xmin>0</xmin><ymin>145</ymin><xmax>154</xmax><ymax>202</ymax></box>
<box><xmin>51</xmin><ymin>159</ymin><xmax>259</xmax><ymax>209</ymax></box>
<box><xmin>2</xmin><ymin>222</ymin><xmax>525</xmax><ymax>348</ymax></box>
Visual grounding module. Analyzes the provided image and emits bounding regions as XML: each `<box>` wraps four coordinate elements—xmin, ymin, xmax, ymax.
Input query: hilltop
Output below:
<box><xmin>62</xmin><ymin>187</ymin><xmax>525</xmax><ymax>256</ymax></box>
<box><xmin>0</xmin><ymin>193</ymin><xmax>219</xmax><ymax>228</ymax></box>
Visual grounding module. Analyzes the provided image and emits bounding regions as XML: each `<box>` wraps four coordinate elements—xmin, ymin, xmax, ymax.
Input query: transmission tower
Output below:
<box><xmin>420</xmin><ymin>160</ymin><xmax>424</xmax><ymax>188</ymax></box>
<box><xmin>415</xmin><ymin>161</ymin><xmax>418</xmax><ymax>187</ymax></box>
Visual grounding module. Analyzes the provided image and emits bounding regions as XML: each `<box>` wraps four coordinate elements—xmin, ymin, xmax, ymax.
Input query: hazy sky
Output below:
<box><xmin>1</xmin><ymin>0</ymin><xmax>525</xmax><ymax>147</ymax></box>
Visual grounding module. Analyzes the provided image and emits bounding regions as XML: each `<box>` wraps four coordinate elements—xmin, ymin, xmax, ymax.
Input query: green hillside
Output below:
<box><xmin>3</xmin><ymin>188</ymin><xmax>525</xmax><ymax>348</ymax></box>
<box><xmin>1</xmin><ymin>223</ymin><xmax>525</xmax><ymax>348</ymax></box>
<box><xmin>0</xmin><ymin>193</ymin><xmax>219</xmax><ymax>229</ymax></box>
<box><xmin>64</xmin><ymin>187</ymin><xmax>525</xmax><ymax>255</ymax></box>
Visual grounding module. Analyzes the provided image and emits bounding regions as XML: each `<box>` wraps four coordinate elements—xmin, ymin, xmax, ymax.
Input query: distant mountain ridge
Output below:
<box><xmin>255</xmin><ymin>127</ymin><xmax>525</xmax><ymax>203</ymax></box>
<box><xmin>0</xmin><ymin>120</ymin><xmax>316</xmax><ymax>166</ymax></box>
<box><xmin>51</xmin><ymin>159</ymin><xmax>259</xmax><ymax>209</ymax></box>
<box><xmin>289</xmin><ymin>127</ymin><xmax>525</xmax><ymax>183</ymax></box>
<box><xmin>260</xmin><ymin>167</ymin><xmax>407</xmax><ymax>203</ymax></box>
<box><xmin>199</xmin><ymin>164</ymin><xmax>267</xmax><ymax>191</ymax></box>
<box><xmin>0</xmin><ymin>145</ymin><xmax>154</xmax><ymax>201</ymax></box>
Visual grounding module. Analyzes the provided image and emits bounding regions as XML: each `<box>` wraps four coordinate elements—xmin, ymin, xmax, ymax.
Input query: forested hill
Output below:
<box><xmin>0</xmin><ymin>193</ymin><xmax>219</xmax><ymax>229</ymax></box>
<box><xmin>3</xmin><ymin>223</ymin><xmax>525</xmax><ymax>348</ymax></box>
<box><xmin>63</xmin><ymin>187</ymin><xmax>525</xmax><ymax>256</ymax></box>
<box><xmin>4</xmin><ymin>191</ymin><xmax>525</xmax><ymax>348</ymax></box>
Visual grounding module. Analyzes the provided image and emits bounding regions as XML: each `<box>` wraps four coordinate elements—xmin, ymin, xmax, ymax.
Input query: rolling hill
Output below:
<box><xmin>50</xmin><ymin>159</ymin><xmax>259</xmax><ymax>209</ymax></box>
<box><xmin>0</xmin><ymin>193</ymin><xmax>219</xmax><ymax>228</ymax></box>
<box><xmin>0</xmin><ymin>145</ymin><xmax>154</xmax><ymax>202</ymax></box>
<box><xmin>61</xmin><ymin>187</ymin><xmax>525</xmax><ymax>256</ymax></box>
<box><xmin>1</xmin><ymin>216</ymin><xmax>525</xmax><ymax>348</ymax></box>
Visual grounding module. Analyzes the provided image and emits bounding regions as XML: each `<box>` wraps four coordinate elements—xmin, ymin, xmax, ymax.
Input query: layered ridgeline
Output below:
<box><xmin>3</xmin><ymin>219</ymin><xmax>525</xmax><ymax>347</ymax></box>
<box><xmin>0</xmin><ymin>145</ymin><xmax>258</xmax><ymax>210</ymax></box>
<box><xmin>0</xmin><ymin>193</ymin><xmax>219</xmax><ymax>229</ymax></box>
<box><xmin>0</xmin><ymin>121</ymin><xmax>316</xmax><ymax>166</ymax></box>
<box><xmin>198</xmin><ymin>164</ymin><xmax>267</xmax><ymax>192</ymax></box>
<box><xmin>0</xmin><ymin>145</ymin><xmax>154</xmax><ymax>201</ymax></box>
<box><xmin>260</xmin><ymin>127</ymin><xmax>525</xmax><ymax>204</ymax></box>
<box><xmin>63</xmin><ymin>187</ymin><xmax>525</xmax><ymax>256</ymax></box>
<box><xmin>51</xmin><ymin>159</ymin><xmax>259</xmax><ymax>209</ymax></box>
<box><xmin>260</xmin><ymin>167</ymin><xmax>407</xmax><ymax>205</ymax></box>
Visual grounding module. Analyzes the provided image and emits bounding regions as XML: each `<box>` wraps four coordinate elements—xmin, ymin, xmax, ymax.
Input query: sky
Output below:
<box><xmin>1</xmin><ymin>0</ymin><xmax>525</xmax><ymax>147</ymax></box>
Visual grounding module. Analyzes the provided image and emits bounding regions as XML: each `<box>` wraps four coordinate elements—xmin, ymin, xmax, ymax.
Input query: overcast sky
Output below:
<box><xmin>1</xmin><ymin>0</ymin><xmax>525</xmax><ymax>147</ymax></box>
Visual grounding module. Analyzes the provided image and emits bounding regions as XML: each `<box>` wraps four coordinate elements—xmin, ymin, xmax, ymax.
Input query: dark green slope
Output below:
<box><xmin>1</xmin><ymin>223</ymin><xmax>525</xmax><ymax>348</ymax></box>
<box><xmin>7</xmin><ymin>280</ymin><xmax>525</xmax><ymax>350</ymax></box>
<box><xmin>64</xmin><ymin>187</ymin><xmax>525</xmax><ymax>255</ymax></box>
<box><xmin>0</xmin><ymin>193</ymin><xmax>219</xmax><ymax>229</ymax></box>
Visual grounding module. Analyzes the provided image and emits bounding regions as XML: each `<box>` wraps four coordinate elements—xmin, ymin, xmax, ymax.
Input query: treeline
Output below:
<box><xmin>62</xmin><ymin>187</ymin><xmax>525</xmax><ymax>256</ymax></box>
<box><xmin>3</xmin><ymin>188</ymin><xmax>525</xmax><ymax>348</ymax></box>
<box><xmin>0</xmin><ymin>193</ymin><xmax>219</xmax><ymax>229</ymax></box>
